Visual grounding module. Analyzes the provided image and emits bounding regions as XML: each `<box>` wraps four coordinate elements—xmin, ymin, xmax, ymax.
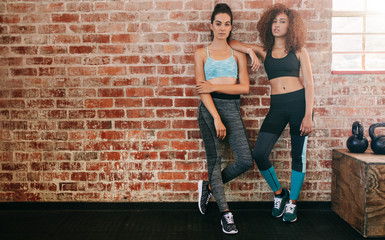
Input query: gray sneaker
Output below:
<box><xmin>221</xmin><ymin>211</ymin><xmax>238</xmax><ymax>234</ymax></box>
<box><xmin>272</xmin><ymin>188</ymin><xmax>289</xmax><ymax>217</ymax></box>
<box><xmin>198</xmin><ymin>180</ymin><xmax>212</xmax><ymax>215</ymax></box>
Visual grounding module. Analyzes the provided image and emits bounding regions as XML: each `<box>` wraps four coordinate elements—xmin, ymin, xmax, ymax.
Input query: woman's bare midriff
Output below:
<box><xmin>208</xmin><ymin>77</ymin><xmax>237</xmax><ymax>85</ymax></box>
<box><xmin>270</xmin><ymin>77</ymin><xmax>304</xmax><ymax>95</ymax></box>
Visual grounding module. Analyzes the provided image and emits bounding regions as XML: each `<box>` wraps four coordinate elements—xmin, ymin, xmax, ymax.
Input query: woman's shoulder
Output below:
<box><xmin>195</xmin><ymin>47</ymin><xmax>208</xmax><ymax>57</ymax></box>
<box><xmin>195</xmin><ymin>46</ymin><xmax>207</xmax><ymax>54</ymax></box>
<box><xmin>232</xmin><ymin>49</ymin><xmax>247</xmax><ymax>63</ymax></box>
<box><xmin>295</xmin><ymin>47</ymin><xmax>307</xmax><ymax>54</ymax></box>
<box><xmin>295</xmin><ymin>47</ymin><xmax>309</xmax><ymax>61</ymax></box>
<box><xmin>194</xmin><ymin>47</ymin><xmax>207</xmax><ymax>61</ymax></box>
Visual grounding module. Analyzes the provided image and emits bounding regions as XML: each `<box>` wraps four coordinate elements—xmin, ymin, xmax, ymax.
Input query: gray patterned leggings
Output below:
<box><xmin>197</xmin><ymin>97</ymin><xmax>253</xmax><ymax>212</ymax></box>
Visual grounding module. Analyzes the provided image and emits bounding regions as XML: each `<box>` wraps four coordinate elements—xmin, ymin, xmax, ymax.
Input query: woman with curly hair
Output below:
<box><xmin>230</xmin><ymin>3</ymin><xmax>314</xmax><ymax>222</ymax></box>
<box><xmin>194</xmin><ymin>3</ymin><xmax>253</xmax><ymax>234</ymax></box>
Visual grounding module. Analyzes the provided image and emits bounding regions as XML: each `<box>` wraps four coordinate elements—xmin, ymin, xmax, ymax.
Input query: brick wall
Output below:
<box><xmin>0</xmin><ymin>0</ymin><xmax>384</xmax><ymax>202</ymax></box>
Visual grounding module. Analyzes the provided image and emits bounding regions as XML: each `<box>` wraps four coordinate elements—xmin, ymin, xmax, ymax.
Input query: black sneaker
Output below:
<box><xmin>221</xmin><ymin>211</ymin><xmax>238</xmax><ymax>234</ymax></box>
<box><xmin>198</xmin><ymin>180</ymin><xmax>212</xmax><ymax>215</ymax></box>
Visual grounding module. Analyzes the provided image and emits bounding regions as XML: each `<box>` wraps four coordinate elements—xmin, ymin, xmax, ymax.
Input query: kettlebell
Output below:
<box><xmin>369</xmin><ymin>122</ymin><xmax>385</xmax><ymax>154</ymax></box>
<box><xmin>346</xmin><ymin>121</ymin><xmax>368</xmax><ymax>153</ymax></box>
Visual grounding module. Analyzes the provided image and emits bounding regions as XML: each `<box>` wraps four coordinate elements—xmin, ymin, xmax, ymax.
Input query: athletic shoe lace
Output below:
<box><xmin>273</xmin><ymin>197</ymin><xmax>282</xmax><ymax>209</ymax></box>
<box><xmin>224</xmin><ymin>212</ymin><xmax>235</xmax><ymax>224</ymax></box>
<box><xmin>285</xmin><ymin>202</ymin><xmax>296</xmax><ymax>214</ymax></box>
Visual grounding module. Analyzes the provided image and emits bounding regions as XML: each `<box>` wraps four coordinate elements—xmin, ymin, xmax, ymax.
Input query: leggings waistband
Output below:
<box><xmin>270</xmin><ymin>88</ymin><xmax>305</xmax><ymax>103</ymax></box>
<box><xmin>211</xmin><ymin>92</ymin><xmax>240</xmax><ymax>99</ymax></box>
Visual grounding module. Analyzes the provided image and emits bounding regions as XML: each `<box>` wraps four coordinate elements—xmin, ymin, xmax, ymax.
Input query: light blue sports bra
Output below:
<box><xmin>204</xmin><ymin>47</ymin><xmax>238</xmax><ymax>81</ymax></box>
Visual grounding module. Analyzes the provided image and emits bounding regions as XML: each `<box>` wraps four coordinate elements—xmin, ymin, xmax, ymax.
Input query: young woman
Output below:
<box><xmin>230</xmin><ymin>3</ymin><xmax>314</xmax><ymax>222</ymax></box>
<box><xmin>195</xmin><ymin>3</ymin><xmax>253</xmax><ymax>234</ymax></box>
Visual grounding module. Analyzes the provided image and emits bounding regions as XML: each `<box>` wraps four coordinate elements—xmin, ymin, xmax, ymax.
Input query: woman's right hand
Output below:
<box><xmin>214</xmin><ymin>118</ymin><xmax>226</xmax><ymax>140</ymax></box>
<box><xmin>247</xmin><ymin>49</ymin><xmax>260</xmax><ymax>72</ymax></box>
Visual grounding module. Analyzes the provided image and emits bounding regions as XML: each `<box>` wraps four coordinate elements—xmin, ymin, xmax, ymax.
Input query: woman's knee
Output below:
<box><xmin>252</xmin><ymin>148</ymin><xmax>264</xmax><ymax>164</ymax></box>
<box><xmin>252</xmin><ymin>149</ymin><xmax>271</xmax><ymax>171</ymax></box>
<box><xmin>238</xmin><ymin>156</ymin><xmax>253</xmax><ymax>171</ymax></box>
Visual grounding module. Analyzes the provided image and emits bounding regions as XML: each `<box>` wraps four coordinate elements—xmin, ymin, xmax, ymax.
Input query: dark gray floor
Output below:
<box><xmin>0</xmin><ymin>202</ymin><xmax>377</xmax><ymax>240</ymax></box>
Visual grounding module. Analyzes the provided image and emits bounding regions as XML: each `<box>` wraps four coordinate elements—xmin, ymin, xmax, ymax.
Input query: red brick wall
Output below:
<box><xmin>0</xmin><ymin>0</ymin><xmax>383</xmax><ymax>202</ymax></box>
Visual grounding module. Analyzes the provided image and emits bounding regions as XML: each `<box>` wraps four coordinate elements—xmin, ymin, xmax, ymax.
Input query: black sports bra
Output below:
<box><xmin>264</xmin><ymin>49</ymin><xmax>300</xmax><ymax>80</ymax></box>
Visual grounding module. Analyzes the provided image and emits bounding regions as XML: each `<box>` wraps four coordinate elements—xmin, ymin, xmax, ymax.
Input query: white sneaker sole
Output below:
<box><xmin>198</xmin><ymin>180</ymin><xmax>204</xmax><ymax>215</ymax></box>
<box><xmin>283</xmin><ymin>217</ymin><xmax>297</xmax><ymax>222</ymax></box>
<box><xmin>221</xmin><ymin>220</ymin><xmax>238</xmax><ymax>234</ymax></box>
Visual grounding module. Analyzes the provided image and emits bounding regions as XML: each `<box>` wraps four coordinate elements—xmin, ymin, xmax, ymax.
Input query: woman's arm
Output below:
<box><xmin>196</xmin><ymin>50</ymin><xmax>249</xmax><ymax>95</ymax></box>
<box><xmin>194</xmin><ymin>48</ymin><xmax>226</xmax><ymax>140</ymax></box>
<box><xmin>229</xmin><ymin>40</ymin><xmax>265</xmax><ymax>56</ymax></box>
<box><xmin>229</xmin><ymin>40</ymin><xmax>266</xmax><ymax>71</ymax></box>
<box><xmin>298</xmin><ymin>47</ymin><xmax>314</xmax><ymax>136</ymax></box>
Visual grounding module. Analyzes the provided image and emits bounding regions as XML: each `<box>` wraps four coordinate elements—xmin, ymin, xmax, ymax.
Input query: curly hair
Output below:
<box><xmin>257</xmin><ymin>3</ymin><xmax>306</xmax><ymax>52</ymax></box>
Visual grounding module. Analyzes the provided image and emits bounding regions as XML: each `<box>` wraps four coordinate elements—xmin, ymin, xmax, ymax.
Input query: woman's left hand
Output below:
<box><xmin>196</xmin><ymin>80</ymin><xmax>215</xmax><ymax>94</ymax></box>
<box><xmin>300</xmin><ymin>115</ymin><xmax>313</xmax><ymax>136</ymax></box>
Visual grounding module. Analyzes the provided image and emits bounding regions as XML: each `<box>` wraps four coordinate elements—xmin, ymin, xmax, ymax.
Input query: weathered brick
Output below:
<box><xmin>0</xmin><ymin>0</ymin><xmax>377</xmax><ymax>203</ymax></box>
<box><xmin>52</xmin><ymin>13</ymin><xmax>79</xmax><ymax>23</ymax></box>
<box><xmin>115</xmin><ymin>121</ymin><xmax>141</xmax><ymax>129</ymax></box>
<box><xmin>112</xmin><ymin>56</ymin><xmax>140</xmax><ymax>64</ymax></box>
<box><xmin>10</xmin><ymin>25</ymin><xmax>36</xmax><ymax>34</ymax></box>
<box><xmin>55</xmin><ymin>56</ymin><xmax>82</xmax><ymax>65</ymax></box>
<box><xmin>83</xmin><ymin>34</ymin><xmax>110</xmax><ymax>43</ymax></box>
<box><xmin>172</xmin><ymin>182</ymin><xmax>196</xmax><ymax>191</ymax></box>
<box><xmin>85</xmin><ymin>99</ymin><xmax>113</xmax><ymax>108</ymax></box>
<box><xmin>53</xmin><ymin>35</ymin><xmax>81</xmax><ymax>44</ymax></box>
<box><xmin>97</xmin><ymin>110</ymin><xmax>125</xmax><ymax>118</ymax></box>
<box><xmin>0</xmin><ymin>15</ymin><xmax>21</xmax><ymax>24</ymax></box>
<box><xmin>126</xmin><ymin>88</ymin><xmax>154</xmax><ymax>97</ymax></box>
<box><xmin>98</xmin><ymin>66</ymin><xmax>126</xmax><ymax>76</ymax></box>
<box><xmin>172</xmin><ymin>141</ymin><xmax>199</xmax><ymax>150</ymax></box>
<box><xmin>100</xmin><ymin>131</ymin><xmax>125</xmax><ymax>140</ymax></box>
<box><xmin>7</xmin><ymin>3</ymin><xmax>35</xmax><ymax>13</ymax></box>
<box><xmin>37</xmin><ymin>3</ymin><xmax>65</xmax><ymax>13</ymax></box>
<box><xmin>39</xmin><ymin>67</ymin><xmax>66</xmax><ymax>76</ymax></box>
<box><xmin>26</xmin><ymin>57</ymin><xmax>53</xmax><ymax>65</ymax></box>
<box><xmin>86</xmin><ymin>121</ymin><xmax>112</xmax><ymax>129</ymax></box>
<box><xmin>110</xmin><ymin>12</ymin><xmax>136</xmax><ymax>22</ymax></box>
<box><xmin>58</xmin><ymin>121</ymin><xmax>84</xmax><ymax>129</ymax></box>
<box><xmin>57</xmin><ymin>100</ymin><xmax>83</xmax><ymax>108</ymax></box>
<box><xmin>83</xmin><ymin>56</ymin><xmax>110</xmax><ymax>65</ymax></box>
<box><xmin>129</xmin><ymin>66</ymin><xmax>156</xmax><ymax>74</ymax></box>
<box><xmin>70</xmin><ymin>131</ymin><xmax>97</xmax><ymax>140</ymax></box>
<box><xmin>111</xmin><ymin>34</ymin><xmax>139</xmax><ymax>43</ymax></box>
<box><xmin>69</xmin><ymin>110</ymin><xmax>96</xmax><ymax>119</ymax></box>
<box><xmin>0</xmin><ymin>36</ymin><xmax>21</xmax><ymax>44</ymax></box>
<box><xmin>39</xmin><ymin>46</ymin><xmax>66</xmax><ymax>55</ymax></box>
<box><xmin>144</xmin><ymin>98</ymin><xmax>172</xmax><ymax>107</ymax></box>
<box><xmin>98</xmin><ymin>45</ymin><xmax>125</xmax><ymax>54</ymax></box>
<box><xmin>115</xmin><ymin>99</ymin><xmax>142</xmax><ymax>108</ymax></box>
<box><xmin>68</xmin><ymin>67</ymin><xmax>96</xmax><ymax>76</ymax></box>
<box><xmin>126</xmin><ymin>109</ymin><xmax>154</xmax><ymax>118</ymax></box>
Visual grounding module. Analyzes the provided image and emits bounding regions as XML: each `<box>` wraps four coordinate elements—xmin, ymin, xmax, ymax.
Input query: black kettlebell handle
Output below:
<box><xmin>369</xmin><ymin>122</ymin><xmax>385</xmax><ymax>140</ymax></box>
<box><xmin>352</xmin><ymin>121</ymin><xmax>364</xmax><ymax>140</ymax></box>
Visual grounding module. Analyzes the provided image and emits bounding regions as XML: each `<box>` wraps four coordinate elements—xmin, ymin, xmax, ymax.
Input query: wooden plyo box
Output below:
<box><xmin>332</xmin><ymin>149</ymin><xmax>385</xmax><ymax>238</ymax></box>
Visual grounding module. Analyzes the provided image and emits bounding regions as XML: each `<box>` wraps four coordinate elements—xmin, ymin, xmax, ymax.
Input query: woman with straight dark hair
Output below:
<box><xmin>194</xmin><ymin>3</ymin><xmax>253</xmax><ymax>234</ymax></box>
<box><xmin>230</xmin><ymin>3</ymin><xmax>314</xmax><ymax>222</ymax></box>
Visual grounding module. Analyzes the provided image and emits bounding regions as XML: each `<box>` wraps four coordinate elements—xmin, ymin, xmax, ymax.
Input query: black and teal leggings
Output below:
<box><xmin>253</xmin><ymin>88</ymin><xmax>309</xmax><ymax>201</ymax></box>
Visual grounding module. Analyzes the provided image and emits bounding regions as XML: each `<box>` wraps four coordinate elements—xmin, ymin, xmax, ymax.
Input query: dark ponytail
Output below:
<box><xmin>210</xmin><ymin>3</ymin><xmax>233</xmax><ymax>42</ymax></box>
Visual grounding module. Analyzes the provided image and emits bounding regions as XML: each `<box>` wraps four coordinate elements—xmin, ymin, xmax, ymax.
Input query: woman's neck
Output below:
<box><xmin>273</xmin><ymin>37</ymin><xmax>286</xmax><ymax>50</ymax></box>
<box><xmin>210</xmin><ymin>39</ymin><xmax>229</xmax><ymax>50</ymax></box>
